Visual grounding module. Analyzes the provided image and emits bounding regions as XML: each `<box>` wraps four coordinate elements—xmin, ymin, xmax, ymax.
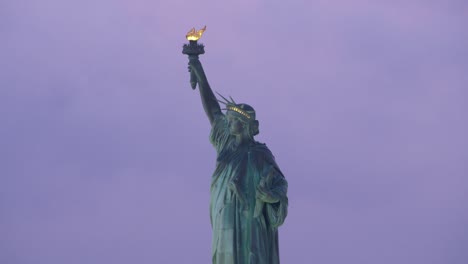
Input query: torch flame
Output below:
<box><xmin>186</xmin><ymin>26</ymin><xmax>206</xmax><ymax>41</ymax></box>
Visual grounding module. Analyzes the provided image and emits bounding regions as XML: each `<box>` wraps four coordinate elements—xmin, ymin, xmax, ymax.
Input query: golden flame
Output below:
<box><xmin>186</xmin><ymin>26</ymin><xmax>206</xmax><ymax>41</ymax></box>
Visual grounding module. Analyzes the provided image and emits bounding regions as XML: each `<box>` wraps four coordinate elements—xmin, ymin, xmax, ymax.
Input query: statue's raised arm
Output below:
<box><xmin>188</xmin><ymin>58</ymin><xmax>222</xmax><ymax>125</ymax></box>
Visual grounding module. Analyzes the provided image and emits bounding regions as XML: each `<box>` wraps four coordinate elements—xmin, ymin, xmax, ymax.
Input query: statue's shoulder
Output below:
<box><xmin>250</xmin><ymin>141</ymin><xmax>276</xmax><ymax>163</ymax></box>
<box><xmin>211</xmin><ymin>113</ymin><xmax>227</xmax><ymax>132</ymax></box>
<box><xmin>250</xmin><ymin>141</ymin><xmax>285</xmax><ymax>176</ymax></box>
<box><xmin>251</xmin><ymin>141</ymin><xmax>269</xmax><ymax>152</ymax></box>
<box><xmin>213</xmin><ymin>112</ymin><xmax>226</xmax><ymax>124</ymax></box>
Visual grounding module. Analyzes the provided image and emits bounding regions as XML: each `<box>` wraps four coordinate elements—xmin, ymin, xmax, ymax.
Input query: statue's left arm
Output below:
<box><xmin>255</xmin><ymin>151</ymin><xmax>288</xmax><ymax>227</ymax></box>
<box><xmin>256</xmin><ymin>168</ymin><xmax>287</xmax><ymax>204</ymax></box>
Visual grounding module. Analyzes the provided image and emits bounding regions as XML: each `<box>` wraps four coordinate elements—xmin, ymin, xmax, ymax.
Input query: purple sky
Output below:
<box><xmin>1</xmin><ymin>0</ymin><xmax>467</xmax><ymax>263</ymax></box>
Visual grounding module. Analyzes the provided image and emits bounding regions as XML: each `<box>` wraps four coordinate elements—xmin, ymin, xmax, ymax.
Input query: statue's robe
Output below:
<box><xmin>209</xmin><ymin>114</ymin><xmax>288</xmax><ymax>264</ymax></box>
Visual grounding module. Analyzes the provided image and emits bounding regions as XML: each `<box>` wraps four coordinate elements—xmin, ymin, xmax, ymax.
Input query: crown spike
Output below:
<box><xmin>217</xmin><ymin>99</ymin><xmax>227</xmax><ymax>105</ymax></box>
<box><xmin>215</xmin><ymin>91</ymin><xmax>232</xmax><ymax>105</ymax></box>
<box><xmin>229</xmin><ymin>95</ymin><xmax>237</xmax><ymax>105</ymax></box>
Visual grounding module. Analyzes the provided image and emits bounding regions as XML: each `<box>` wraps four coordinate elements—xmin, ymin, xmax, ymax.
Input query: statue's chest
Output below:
<box><xmin>216</xmin><ymin>147</ymin><xmax>251</xmax><ymax>180</ymax></box>
<box><xmin>226</xmin><ymin>150</ymin><xmax>256</xmax><ymax>191</ymax></box>
<box><xmin>222</xmin><ymin>150</ymin><xmax>247</xmax><ymax>176</ymax></box>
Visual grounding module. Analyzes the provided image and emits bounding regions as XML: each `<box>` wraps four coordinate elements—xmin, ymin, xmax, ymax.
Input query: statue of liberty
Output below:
<box><xmin>186</xmin><ymin>49</ymin><xmax>288</xmax><ymax>264</ymax></box>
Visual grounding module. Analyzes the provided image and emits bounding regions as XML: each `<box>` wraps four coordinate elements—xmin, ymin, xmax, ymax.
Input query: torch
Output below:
<box><xmin>182</xmin><ymin>26</ymin><xmax>206</xmax><ymax>89</ymax></box>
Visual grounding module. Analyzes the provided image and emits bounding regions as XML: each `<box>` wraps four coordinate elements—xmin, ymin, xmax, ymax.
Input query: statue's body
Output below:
<box><xmin>189</xmin><ymin>58</ymin><xmax>288</xmax><ymax>264</ymax></box>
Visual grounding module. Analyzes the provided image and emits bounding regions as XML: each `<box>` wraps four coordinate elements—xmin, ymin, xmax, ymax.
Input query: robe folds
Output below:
<box><xmin>209</xmin><ymin>114</ymin><xmax>288</xmax><ymax>264</ymax></box>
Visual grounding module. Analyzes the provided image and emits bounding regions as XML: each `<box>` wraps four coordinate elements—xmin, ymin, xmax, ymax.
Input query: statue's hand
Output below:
<box><xmin>187</xmin><ymin>59</ymin><xmax>200</xmax><ymax>89</ymax></box>
<box><xmin>188</xmin><ymin>57</ymin><xmax>202</xmax><ymax>71</ymax></box>
<box><xmin>187</xmin><ymin>58</ymin><xmax>205</xmax><ymax>89</ymax></box>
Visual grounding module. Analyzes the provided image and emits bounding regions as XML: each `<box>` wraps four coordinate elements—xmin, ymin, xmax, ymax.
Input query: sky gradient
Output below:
<box><xmin>1</xmin><ymin>1</ymin><xmax>467</xmax><ymax>263</ymax></box>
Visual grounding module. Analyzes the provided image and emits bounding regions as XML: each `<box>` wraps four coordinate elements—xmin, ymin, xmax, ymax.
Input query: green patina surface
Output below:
<box><xmin>187</xmin><ymin>58</ymin><xmax>288</xmax><ymax>264</ymax></box>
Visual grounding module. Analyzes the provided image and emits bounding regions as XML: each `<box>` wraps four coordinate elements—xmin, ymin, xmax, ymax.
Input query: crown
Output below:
<box><xmin>226</xmin><ymin>105</ymin><xmax>252</xmax><ymax>119</ymax></box>
<box><xmin>216</xmin><ymin>91</ymin><xmax>255</xmax><ymax>120</ymax></box>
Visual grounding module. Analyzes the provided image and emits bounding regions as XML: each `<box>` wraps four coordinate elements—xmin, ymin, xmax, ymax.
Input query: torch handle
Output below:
<box><xmin>188</xmin><ymin>55</ymin><xmax>199</xmax><ymax>90</ymax></box>
<box><xmin>190</xmin><ymin>70</ymin><xmax>197</xmax><ymax>90</ymax></box>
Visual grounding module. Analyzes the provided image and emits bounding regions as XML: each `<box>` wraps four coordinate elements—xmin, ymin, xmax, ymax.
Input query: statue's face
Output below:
<box><xmin>227</xmin><ymin>113</ymin><xmax>245</xmax><ymax>136</ymax></box>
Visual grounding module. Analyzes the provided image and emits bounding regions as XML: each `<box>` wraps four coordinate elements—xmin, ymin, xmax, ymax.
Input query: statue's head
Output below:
<box><xmin>226</xmin><ymin>103</ymin><xmax>259</xmax><ymax>138</ymax></box>
<box><xmin>216</xmin><ymin>92</ymin><xmax>259</xmax><ymax>138</ymax></box>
